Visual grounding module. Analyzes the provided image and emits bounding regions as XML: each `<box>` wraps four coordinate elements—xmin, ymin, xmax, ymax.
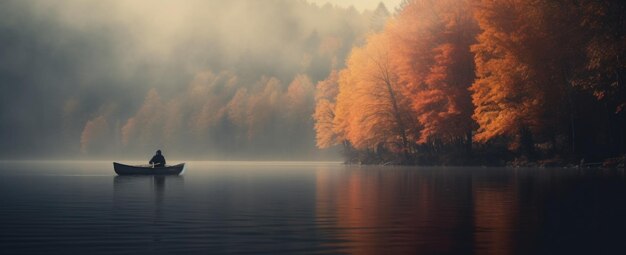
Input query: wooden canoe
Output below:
<box><xmin>113</xmin><ymin>162</ymin><xmax>185</xmax><ymax>175</ymax></box>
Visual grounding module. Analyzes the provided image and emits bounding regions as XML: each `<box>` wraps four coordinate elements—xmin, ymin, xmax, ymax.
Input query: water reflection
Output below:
<box><xmin>315</xmin><ymin>167</ymin><xmax>524</xmax><ymax>254</ymax></box>
<box><xmin>112</xmin><ymin>175</ymin><xmax>185</xmax><ymax>243</ymax></box>
<box><xmin>315</xmin><ymin>167</ymin><xmax>626</xmax><ymax>255</ymax></box>
<box><xmin>113</xmin><ymin>175</ymin><xmax>185</xmax><ymax>208</ymax></box>
<box><xmin>472</xmin><ymin>172</ymin><xmax>519</xmax><ymax>255</ymax></box>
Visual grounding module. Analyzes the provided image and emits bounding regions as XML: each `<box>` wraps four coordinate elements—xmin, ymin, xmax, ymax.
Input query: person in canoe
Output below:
<box><xmin>149</xmin><ymin>150</ymin><xmax>166</xmax><ymax>167</ymax></box>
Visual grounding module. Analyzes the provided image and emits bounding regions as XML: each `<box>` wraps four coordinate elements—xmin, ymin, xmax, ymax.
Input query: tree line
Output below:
<box><xmin>314</xmin><ymin>0</ymin><xmax>626</xmax><ymax>166</ymax></box>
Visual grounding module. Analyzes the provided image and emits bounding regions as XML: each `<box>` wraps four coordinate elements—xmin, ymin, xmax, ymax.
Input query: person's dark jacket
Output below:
<box><xmin>149</xmin><ymin>154</ymin><xmax>166</xmax><ymax>167</ymax></box>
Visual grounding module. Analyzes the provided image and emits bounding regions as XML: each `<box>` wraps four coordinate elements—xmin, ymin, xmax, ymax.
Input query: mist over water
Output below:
<box><xmin>0</xmin><ymin>0</ymin><xmax>393</xmax><ymax>159</ymax></box>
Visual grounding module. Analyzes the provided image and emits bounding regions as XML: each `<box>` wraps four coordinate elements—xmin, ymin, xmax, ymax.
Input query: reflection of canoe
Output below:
<box><xmin>113</xmin><ymin>162</ymin><xmax>185</xmax><ymax>175</ymax></box>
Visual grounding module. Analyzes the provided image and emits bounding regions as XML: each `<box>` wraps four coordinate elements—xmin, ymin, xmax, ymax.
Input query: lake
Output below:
<box><xmin>0</xmin><ymin>161</ymin><xmax>625</xmax><ymax>254</ymax></box>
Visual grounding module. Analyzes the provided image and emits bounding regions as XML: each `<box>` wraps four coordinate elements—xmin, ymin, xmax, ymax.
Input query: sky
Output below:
<box><xmin>309</xmin><ymin>0</ymin><xmax>402</xmax><ymax>11</ymax></box>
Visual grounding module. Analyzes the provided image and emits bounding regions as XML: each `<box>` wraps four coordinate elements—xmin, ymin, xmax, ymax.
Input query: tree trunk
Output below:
<box><xmin>466</xmin><ymin>130</ymin><xmax>473</xmax><ymax>156</ymax></box>
<box><xmin>519</xmin><ymin>126</ymin><xmax>535</xmax><ymax>160</ymax></box>
<box><xmin>383</xmin><ymin>79</ymin><xmax>410</xmax><ymax>162</ymax></box>
<box><xmin>562</xmin><ymin>66</ymin><xmax>577</xmax><ymax>156</ymax></box>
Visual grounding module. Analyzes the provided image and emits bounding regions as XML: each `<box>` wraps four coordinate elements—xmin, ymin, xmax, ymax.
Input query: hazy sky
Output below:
<box><xmin>310</xmin><ymin>0</ymin><xmax>402</xmax><ymax>11</ymax></box>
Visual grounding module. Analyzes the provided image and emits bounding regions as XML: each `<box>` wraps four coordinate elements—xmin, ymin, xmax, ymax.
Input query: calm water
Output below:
<box><xmin>0</xmin><ymin>161</ymin><xmax>625</xmax><ymax>254</ymax></box>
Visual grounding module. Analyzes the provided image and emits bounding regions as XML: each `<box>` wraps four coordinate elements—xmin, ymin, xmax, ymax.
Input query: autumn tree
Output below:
<box><xmin>369</xmin><ymin>2</ymin><xmax>391</xmax><ymax>32</ymax></box>
<box><xmin>333</xmin><ymin>32</ymin><xmax>416</xmax><ymax>160</ymax></box>
<box><xmin>80</xmin><ymin>115</ymin><xmax>111</xmax><ymax>154</ymax></box>
<box><xmin>574</xmin><ymin>0</ymin><xmax>626</xmax><ymax>154</ymax></box>
<box><xmin>578</xmin><ymin>0</ymin><xmax>626</xmax><ymax>108</ymax></box>
<box><xmin>470</xmin><ymin>0</ymin><xmax>573</xmax><ymax>155</ymax></box>
<box><xmin>389</xmin><ymin>0</ymin><xmax>478</xmax><ymax>148</ymax></box>
<box><xmin>284</xmin><ymin>74</ymin><xmax>316</xmax><ymax>151</ymax></box>
<box><xmin>469</xmin><ymin>0</ymin><xmax>624</xmax><ymax>157</ymax></box>
<box><xmin>286</xmin><ymin>75</ymin><xmax>315</xmax><ymax>124</ymax></box>
<box><xmin>246</xmin><ymin>77</ymin><xmax>283</xmax><ymax>145</ymax></box>
<box><xmin>121</xmin><ymin>89</ymin><xmax>164</xmax><ymax>149</ymax></box>
<box><xmin>313</xmin><ymin>70</ymin><xmax>340</xmax><ymax>148</ymax></box>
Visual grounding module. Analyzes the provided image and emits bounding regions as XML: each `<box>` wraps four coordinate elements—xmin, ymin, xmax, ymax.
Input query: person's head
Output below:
<box><xmin>156</xmin><ymin>150</ymin><xmax>162</xmax><ymax>155</ymax></box>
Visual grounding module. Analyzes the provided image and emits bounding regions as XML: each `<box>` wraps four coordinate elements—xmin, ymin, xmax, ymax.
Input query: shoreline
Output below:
<box><xmin>344</xmin><ymin>155</ymin><xmax>626</xmax><ymax>169</ymax></box>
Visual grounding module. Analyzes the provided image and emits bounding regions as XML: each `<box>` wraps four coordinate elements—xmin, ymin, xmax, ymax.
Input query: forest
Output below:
<box><xmin>313</xmin><ymin>0</ymin><xmax>626</xmax><ymax>166</ymax></box>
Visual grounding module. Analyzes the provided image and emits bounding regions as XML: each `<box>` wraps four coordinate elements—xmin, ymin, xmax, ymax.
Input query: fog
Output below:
<box><xmin>0</xmin><ymin>0</ymin><xmax>391</xmax><ymax>159</ymax></box>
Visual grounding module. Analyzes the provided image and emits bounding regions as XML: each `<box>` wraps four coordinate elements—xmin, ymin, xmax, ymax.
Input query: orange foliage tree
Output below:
<box><xmin>332</xmin><ymin>32</ymin><xmax>417</xmax><ymax>158</ymax></box>
<box><xmin>80</xmin><ymin>115</ymin><xmax>111</xmax><ymax>154</ymax></box>
<box><xmin>575</xmin><ymin>0</ymin><xmax>626</xmax><ymax>109</ymax></box>
<box><xmin>389</xmin><ymin>0</ymin><xmax>478</xmax><ymax>146</ymax></box>
<box><xmin>470</xmin><ymin>0</ymin><xmax>568</xmax><ymax>153</ymax></box>
<box><xmin>246</xmin><ymin>77</ymin><xmax>283</xmax><ymax>142</ymax></box>
<box><xmin>313</xmin><ymin>71</ymin><xmax>340</xmax><ymax>148</ymax></box>
<box><xmin>285</xmin><ymin>74</ymin><xmax>316</xmax><ymax>151</ymax></box>
<box><xmin>470</xmin><ymin>0</ymin><xmax>605</xmax><ymax>154</ymax></box>
<box><xmin>121</xmin><ymin>89</ymin><xmax>164</xmax><ymax>148</ymax></box>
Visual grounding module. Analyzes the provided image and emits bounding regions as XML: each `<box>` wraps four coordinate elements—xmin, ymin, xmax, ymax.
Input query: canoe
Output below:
<box><xmin>113</xmin><ymin>162</ymin><xmax>185</xmax><ymax>175</ymax></box>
